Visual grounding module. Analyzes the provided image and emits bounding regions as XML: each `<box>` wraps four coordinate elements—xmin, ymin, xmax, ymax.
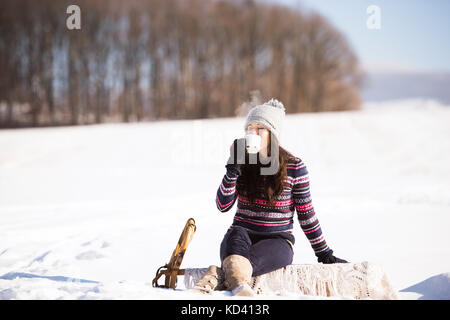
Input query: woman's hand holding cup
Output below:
<box><xmin>226</xmin><ymin>138</ymin><xmax>246</xmax><ymax>177</ymax></box>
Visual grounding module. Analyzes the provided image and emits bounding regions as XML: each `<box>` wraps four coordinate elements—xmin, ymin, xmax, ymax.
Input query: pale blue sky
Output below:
<box><xmin>262</xmin><ymin>0</ymin><xmax>450</xmax><ymax>73</ymax></box>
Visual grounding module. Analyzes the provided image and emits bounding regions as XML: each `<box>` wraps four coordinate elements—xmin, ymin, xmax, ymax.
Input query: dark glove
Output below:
<box><xmin>225</xmin><ymin>138</ymin><xmax>246</xmax><ymax>177</ymax></box>
<box><xmin>317</xmin><ymin>249</ymin><xmax>348</xmax><ymax>264</ymax></box>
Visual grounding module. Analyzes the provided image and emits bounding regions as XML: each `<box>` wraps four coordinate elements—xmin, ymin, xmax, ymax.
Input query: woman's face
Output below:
<box><xmin>246</xmin><ymin>123</ymin><xmax>270</xmax><ymax>156</ymax></box>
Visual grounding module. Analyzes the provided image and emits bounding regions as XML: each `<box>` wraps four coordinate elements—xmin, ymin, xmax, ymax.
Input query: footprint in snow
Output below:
<box><xmin>76</xmin><ymin>250</ymin><xmax>105</xmax><ymax>260</ymax></box>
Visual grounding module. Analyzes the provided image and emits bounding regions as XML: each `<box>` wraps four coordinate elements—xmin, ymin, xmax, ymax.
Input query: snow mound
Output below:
<box><xmin>400</xmin><ymin>273</ymin><xmax>450</xmax><ymax>300</ymax></box>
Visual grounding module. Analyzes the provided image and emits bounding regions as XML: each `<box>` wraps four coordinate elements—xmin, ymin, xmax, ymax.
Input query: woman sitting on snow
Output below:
<box><xmin>195</xmin><ymin>98</ymin><xmax>347</xmax><ymax>296</ymax></box>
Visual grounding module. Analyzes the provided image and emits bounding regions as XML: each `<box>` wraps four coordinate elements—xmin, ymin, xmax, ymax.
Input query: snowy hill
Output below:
<box><xmin>1</xmin><ymin>98</ymin><xmax>449</xmax><ymax>299</ymax></box>
<box><xmin>362</xmin><ymin>72</ymin><xmax>450</xmax><ymax>104</ymax></box>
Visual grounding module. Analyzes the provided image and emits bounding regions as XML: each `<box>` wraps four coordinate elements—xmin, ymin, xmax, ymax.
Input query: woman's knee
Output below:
<box><xmin>227</xmin><ymin>227</ymin><xmax>251</xmax><ymax>245</ymax></box>
<box><xmin>220</xmin><ymin>226</ymin><xmax>252</xmax><ymax>261</ymax></box>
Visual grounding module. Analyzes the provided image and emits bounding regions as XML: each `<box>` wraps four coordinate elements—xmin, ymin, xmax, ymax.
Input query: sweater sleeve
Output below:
<box><xmin>215</xmin><ymin>169</ymin><xmax>239</xmax><ymax>212</ymax></box>
<box><xmin>291</xmin><ymin>159</ymin><xmax>332</xmax><ymax>258</ymax></box>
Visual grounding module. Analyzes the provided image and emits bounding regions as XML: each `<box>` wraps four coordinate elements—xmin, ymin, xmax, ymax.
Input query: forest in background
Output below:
<box><xmin>0</xmin><ymin>0</ymin><xmax>365</xmax><ymax>128</ymax></box>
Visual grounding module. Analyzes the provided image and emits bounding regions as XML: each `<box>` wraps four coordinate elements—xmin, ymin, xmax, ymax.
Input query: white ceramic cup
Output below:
<box><xmin>245</xmin><ymin>133</ymin><xmax>261</xmax><ymax>154</ymax></box>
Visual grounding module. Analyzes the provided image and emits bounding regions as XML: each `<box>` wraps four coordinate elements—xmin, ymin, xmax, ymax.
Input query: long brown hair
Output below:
<box><xmin>237</xmin><ymin>134</ymin><xmax>296</xmax><ymax>207</ymax></box>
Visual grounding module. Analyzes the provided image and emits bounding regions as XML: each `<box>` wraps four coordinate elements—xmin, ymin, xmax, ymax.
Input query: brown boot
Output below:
<box><xmin>222</xmin><ymin>254</ymin><xmax>255</xmax><ymax>296</ymax></box>
<box><xmin>193</xmin><ymin>265</ymin><xmax>224</xmax><ymax>294</ymax></box>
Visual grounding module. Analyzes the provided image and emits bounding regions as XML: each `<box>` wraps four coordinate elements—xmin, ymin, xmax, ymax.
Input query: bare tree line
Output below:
<box><xmin>0</xmin><ymin>0</ymin><xmax>365</xmax><ymax>128</ymax></box>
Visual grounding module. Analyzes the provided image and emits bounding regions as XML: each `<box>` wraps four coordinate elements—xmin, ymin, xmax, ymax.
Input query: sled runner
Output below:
<box><xmin>152</xmin><ymin>218</ymin><xmax>197</xmax><ymax>289</ymax></box>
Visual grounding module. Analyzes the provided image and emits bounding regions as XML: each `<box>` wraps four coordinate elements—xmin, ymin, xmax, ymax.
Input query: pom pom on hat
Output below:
<box><xmin>264</xmin><ymin>98</ymin><xmax>286</xmax><ymax>112</ymax></box>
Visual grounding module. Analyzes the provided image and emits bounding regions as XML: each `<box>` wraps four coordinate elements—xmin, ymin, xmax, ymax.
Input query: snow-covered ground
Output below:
<box><xmin>1</xmin><ymin>98</ymin><xmax>449</xmax><ymax>300</ymax></box>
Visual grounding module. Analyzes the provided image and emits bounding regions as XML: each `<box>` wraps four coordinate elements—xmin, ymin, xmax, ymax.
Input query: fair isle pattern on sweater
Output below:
<box><xmin>216</xmin><ymin>157</ymin><xmax>331</xmax><ymax>257</ymax></box>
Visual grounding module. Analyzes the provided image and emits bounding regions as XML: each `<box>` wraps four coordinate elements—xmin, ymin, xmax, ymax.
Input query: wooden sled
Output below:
<box><xmin>152</xmin><ymin>218</ymin><xmax>197</xmax><ymax>289</ymax></box>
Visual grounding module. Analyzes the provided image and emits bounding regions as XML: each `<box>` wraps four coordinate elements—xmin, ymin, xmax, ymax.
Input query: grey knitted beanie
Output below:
<box><xmin>244</xmin><ymin>98</ymin><xmax>286</xmax><ymax>142</ymax></box>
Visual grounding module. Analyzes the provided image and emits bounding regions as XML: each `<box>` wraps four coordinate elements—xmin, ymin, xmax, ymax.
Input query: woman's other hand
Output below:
<box><xmin>317</xmin><ymin>250</ymin><xmax>348</xmax><ymax>264</ymax></box>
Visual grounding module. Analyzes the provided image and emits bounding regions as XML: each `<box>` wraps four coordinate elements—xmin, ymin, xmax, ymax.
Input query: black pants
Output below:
<box><xmin>219</xmin><ymin>226</ymin><xmax>294</xmax><ymax>277</ymax></box>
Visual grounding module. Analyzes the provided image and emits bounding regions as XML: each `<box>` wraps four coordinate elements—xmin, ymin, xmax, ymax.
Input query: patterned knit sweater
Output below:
<box><xmin>216</xmin><ymin>157</ymin><xmax>331</xmax><ymax>258</ymax></box>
